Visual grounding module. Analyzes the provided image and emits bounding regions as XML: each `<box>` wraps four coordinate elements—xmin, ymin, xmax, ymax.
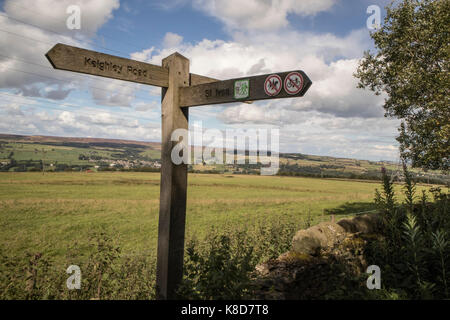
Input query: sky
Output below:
<box><xmin>0</xmin><ymin>0</ymin><xmax>401</xmax><ymax>161</ymax></box>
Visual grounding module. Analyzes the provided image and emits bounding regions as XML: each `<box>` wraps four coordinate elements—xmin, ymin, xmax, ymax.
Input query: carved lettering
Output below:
<box><xmin>215</xmin><ymin>88</ymin><xmax>230</xmax><ymax>97</ymax></box>
<box><xmin>84</xmin><ymin>57</ymin><xmax>123</xmax><ymax>74</ymax></box>
<box><xmin>126</xmin><ymin>65</ymin><xmax>147</xmax><ymax>77</ymax></box>
<box><xmin>205</xmin><ymin>88</ymin><xmax>231</xmax><ymax>98</ymax></box>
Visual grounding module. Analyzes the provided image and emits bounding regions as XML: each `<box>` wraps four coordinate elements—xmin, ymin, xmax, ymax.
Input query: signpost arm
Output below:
<box><xmin>156</xmin><ymin>52</ymin><xmax>190</xmax><ymax>300</ymax></box>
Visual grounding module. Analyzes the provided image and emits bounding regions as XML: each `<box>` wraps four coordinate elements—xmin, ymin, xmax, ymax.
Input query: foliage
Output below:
<box><xmin>178</xmin><ymin>220</ymin><xmax>298</xmax><ymax>299</ymax></box>
<box><xmin>0</xmin><ymin>219</ymin><xmax>299</xmax><ymax>300</ymax></box>
<box><xmin>365</xmin><ymin>164</ymin><xmax>449</xmax><ymax>299</ymax></box>
<box><xmin>178</xmin><ymin>233</ymin><xmax>254</xmax><ymax>300</ymax></box>
<box><xmin>355</xmin><ymin>0</ymin><xmax>450</xmax><ymax>171</ymax></box>
<box><xmin>0</xmin><ymin>171</ymin><xmax>447</xmax><ymax>299</ymax></box>
<box><xmin>0</xmin><ymin>231</ymin><xmax>157</xmax><ymax>300</ymax></box>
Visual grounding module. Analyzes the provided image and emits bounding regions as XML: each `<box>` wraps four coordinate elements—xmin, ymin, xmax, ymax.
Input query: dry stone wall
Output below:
<box><xmin>253</xmin><ymin>213</ymin><xmax>382</xmax><ymax>299</ymax></box>
<box><xmin>292</xmin><ymin>214</ymin><xmax>381</xmax><ymax>256</ymax></box>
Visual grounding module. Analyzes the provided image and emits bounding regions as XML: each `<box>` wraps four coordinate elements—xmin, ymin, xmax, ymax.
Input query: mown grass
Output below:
<box><xmin>0</xmin><ymin>172</ymin><xmax>438</xmax><ymax>299</ymax></box>
<box><xmin>0</xmin><ymin>172</ymin><xmax>433</xmax><ymax>264</ymax></box>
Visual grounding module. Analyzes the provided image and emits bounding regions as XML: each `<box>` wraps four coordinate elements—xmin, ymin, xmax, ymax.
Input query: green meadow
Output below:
<box><xmin>0</xmin><ymin>171</ymin><xmax>434</xmax><ymax>266</ymax></box>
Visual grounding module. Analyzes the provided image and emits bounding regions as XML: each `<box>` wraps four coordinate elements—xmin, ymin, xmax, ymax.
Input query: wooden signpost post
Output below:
<box><xmin>46</xmin><ymin>43</ymin><xmax>312</xmax><ymax>300</ymax></box>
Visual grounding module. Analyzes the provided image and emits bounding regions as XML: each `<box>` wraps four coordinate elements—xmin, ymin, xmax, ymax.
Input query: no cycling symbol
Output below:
<box><xmin>284</xmin><ymin>71</ymin><xmax>304</xmax><ymax>95</ymax></box>
<box><xmin>264</xmin><ymin>74</ymin><xmax>282</xmax><ymax>96</ymax></box>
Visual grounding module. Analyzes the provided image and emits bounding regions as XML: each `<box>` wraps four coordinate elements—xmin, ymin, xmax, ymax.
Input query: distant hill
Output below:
<box><xmin>0</xmin><ymin>133</ymin><xmax>448</xmax><ymax>185</ymax></box>
<box><xmin>0</xmin><ymin>133</ymin><xmax>161</xmax><ymax>150</ymax></box>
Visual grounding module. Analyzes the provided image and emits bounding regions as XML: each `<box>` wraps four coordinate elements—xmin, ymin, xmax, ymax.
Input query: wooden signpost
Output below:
<box><xmin>45</xmin><ymin>43</ymin><xmax>312</xmax><ymax>300</ymax></box>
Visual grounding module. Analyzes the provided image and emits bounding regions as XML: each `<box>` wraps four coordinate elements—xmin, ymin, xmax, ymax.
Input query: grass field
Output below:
<box><xmin>0</xmin><ymin>171</ymin><xmax>434</xmax><ymax>267</ymax></box>
<box><xmin>0</xmin><ymin>142</ymin><xmax>107</xmax><ymax>165</ymax></box>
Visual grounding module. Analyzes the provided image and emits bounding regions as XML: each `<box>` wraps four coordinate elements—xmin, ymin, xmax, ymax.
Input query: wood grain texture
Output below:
<box><xmin>156</xmin><ymin>52</ymin><xmax>190</xmax><ymax>300</ymax></box>
<box><xmin>46</xmin><ymin>43</ymin><xmax>170</xmax><ymax>87</ymax></box>
<box><xmin>46</xmin><ymin>43</ymin><xmax>220</xmax><ymax>89</ymax></box>
<box><xmin>179</xmin><ymin>70</ymin><xmax>312</xmax><ymax>107</ymax></box>
<box><xmin>189</xmin><ymin>73</ymin><xmax>218</xmax><ymax>86</ymax></box>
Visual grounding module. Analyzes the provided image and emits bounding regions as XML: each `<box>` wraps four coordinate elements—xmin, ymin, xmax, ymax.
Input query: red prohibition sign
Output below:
<box><xmin>264</xmin><ymin>74</ymin><xmax>282</xmax><ymax>96</ymax></box>
<box><xmin>284</xmin><ymin>72</ymin><xmax>304</xmax><ymax>95</ymax></box>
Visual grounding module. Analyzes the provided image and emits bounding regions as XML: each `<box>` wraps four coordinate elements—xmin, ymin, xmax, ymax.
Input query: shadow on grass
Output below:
<box><xmin>324</xmin><ymin>202</ymin><xmax>378</xmax><ymax>216</ymax></box>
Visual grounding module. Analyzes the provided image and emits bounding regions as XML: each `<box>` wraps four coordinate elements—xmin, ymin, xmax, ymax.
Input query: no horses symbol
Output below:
<box><xmin>264</xmin><ymin>74</ymin><xmax>282</xmax><ymax>96</ymax></box>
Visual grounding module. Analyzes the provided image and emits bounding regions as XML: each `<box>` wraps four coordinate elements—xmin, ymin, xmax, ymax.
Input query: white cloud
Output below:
<box><xmin>0</xmin><ymin>0</ymin><xmax>122</xmax><ymax>103</ymax></box>
<box><xmin>0</xmin><ymin>14</ymin><xmax>79</xmax><ymax>96</ymax></box>
<box><xmin>3</xmin><ymin>0</ymin><xmax>120</xmax><ymax>36</ymax></box>
<box><xmin>145</xmin><ymin>28</ymin><xmax>370</xmax><ymax>76</ymax></box>
<box><xmin>4</xmin><ymin>102</ymin><xmax>25</xmax><ymax>116</ymax></box>
<box><xmin>134</xmin><ymin>101</ymin><xmax>159</xmax><ymax>112</ymax></box>
<box><xmin>0</xmin><ymin>105</ymin><xmax>162</xmax><ymax>142</ymax></box>
<box><xmin>163</xmin><ymin>32</ymin><xmax>184</xmax><ymax>48</ymax></box>
<box><xmin>219</xmin><ymin>101</ymin><xmax>293</xmax><ymax>125</ymax></box>
<box><xmin>291</xmin><ymin>58</ymin><xmax>386</xmax><ymax>118</ymax></box>
<box><xmin>89</xmin><ymin>79</ymin><xmax>137</xmax><ymax>107</ymax></box>
<box><xmin>137</xmin><ymin>29</ymin><xmax>378</xmax><ymax>120</ymax></box>
<box><xmin>276</xmin><ymin>113</ymin><xmax>401</xmax><ymax>160</ymax></box>
<box><xmin>0</xmin><ymin>1</ymin><xmax>401</xmax><ymax>160</ymax></box>
<box><xmin>130</xmin><ymin>47</ymin><xmax>155</xmax><ymax>62</ymax></box>
<box><xmin>192</xmin><ymin>0</ymin><xmax>336</xmax><ymax>31</ymax></box>
<box><xmin>128</xmin><ymin>27</ymin><xmax>395</xmax><ymax>159</ymax></box>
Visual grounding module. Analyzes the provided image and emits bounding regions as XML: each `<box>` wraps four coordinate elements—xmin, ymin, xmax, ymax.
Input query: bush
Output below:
<box><xmin>0</xmin><ymin>220</ymin><xmax>299</xmax><ymax>300</ymax></box>
<box><xmin>366</xmin><ymin>163</ymin><xmax>449</xmax><ymax>299</ymax></box>
<box><xmin>177</xmin><ymin>233</ymin><xmax>254</xmax><ymax>299</ymax></box>
<box><xmin>177</xmin><ymin>220</ymin><xmax>298</xmax><ymax>300</ymax></box>
<box><xmin>0</xmin><ymin>231</ymin><xmax>156</xmax><ymax>300</ymax></box>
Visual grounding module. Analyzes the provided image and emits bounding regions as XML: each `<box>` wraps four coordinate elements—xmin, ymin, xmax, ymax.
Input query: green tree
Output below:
<box><xmin>355</xmin><ymin>0</ymin><xmax>449</xmax><ymax>171</ymax></box>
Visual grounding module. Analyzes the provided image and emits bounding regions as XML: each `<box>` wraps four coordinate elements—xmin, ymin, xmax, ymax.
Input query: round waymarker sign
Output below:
<box><xmin>264</xmin><ymin>74</ymin><xmax>282</xmax><ymax>96</ymax></box>
<box><xmin>284</xmin><ymin>72</ymin><xmax>304</xmax><ymax>95</ymax></box>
